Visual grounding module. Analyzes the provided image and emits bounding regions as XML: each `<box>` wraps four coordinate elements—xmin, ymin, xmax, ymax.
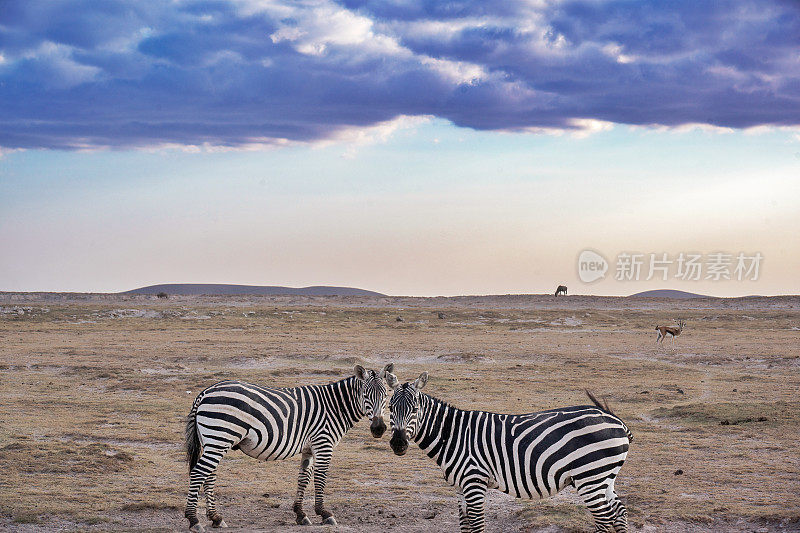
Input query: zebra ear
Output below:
<box><xmin>378</xmin><ymin>363</ymin><xmax>394</xmax><ymax>379</ymax></box>
<box><xmin>385</xmin><ymin>372</ymin><xmax>400</xmax><ymax>390</ymax></box>
<box><xmin>413</xmin><ymin>372</ymin><xmax>428</xmax><ymax>390</ymax></box>
<box><xmin>354</xmin><ymin>365</ymin><xmax>367</xmax><ymax>380</ymax></box>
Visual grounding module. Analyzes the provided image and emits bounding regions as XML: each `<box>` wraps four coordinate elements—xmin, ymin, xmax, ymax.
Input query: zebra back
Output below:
<box><xmin>412</xmin><ymin>392</ymin><xmax>632</xmax><ymax>499</ymax></box>
<box><xmin>189</xmin><ymin>377</ymin><xmax>366</xmax><ymax>461</ymax></box>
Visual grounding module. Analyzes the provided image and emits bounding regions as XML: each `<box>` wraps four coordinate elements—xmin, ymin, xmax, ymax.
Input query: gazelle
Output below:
<box><xmin>656</xmin><ymin>319</ymin><xmax>685</xmax><ymax>345</ymax></box>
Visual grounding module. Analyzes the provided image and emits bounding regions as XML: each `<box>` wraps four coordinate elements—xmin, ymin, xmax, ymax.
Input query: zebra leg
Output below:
<box><xmin>203</xmin><ymin>473</ymin><xmax>228</xmax><ymax>528</ymax></box>
<box><xmin>456</xmin><ymin>488</ymin><xmax>471</xmax><ymax>533</ymax></box>
<box><xmin>576</xmin><ymin>481</ymin><xmax>617</xmax><ymax>532</ymax></box>
<box><xmin>461</xmin><ymin>479</ymin><xmax>488</xmax><ymax>533</ymax></box>
<box><xmin>293</xmin><ymin>448</ymin><xmax>315</xmax><ymax>525</ymax></box>
<box><xmin>607</xmin><ymin>483</ymin><xmax>628</xmax><ymax>532</ymax></box>
<box><xmin>185</xmin><ymin>446</ymin><xmax>228</xmax><ymax>532</ymax></box>
<box><xmin>312</xmin><ymin>444</ymin><xmax>337</xmax><ymax>525</ymax></box>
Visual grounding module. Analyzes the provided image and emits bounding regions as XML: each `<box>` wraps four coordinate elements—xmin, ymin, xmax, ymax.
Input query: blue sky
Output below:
<box><xmin>1</xmin><ymin>0</ymin><xmax>799</xmax><ymax>295</ymax></box>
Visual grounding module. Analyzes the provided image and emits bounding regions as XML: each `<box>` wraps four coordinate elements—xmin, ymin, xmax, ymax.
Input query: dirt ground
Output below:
<box><xmin>1</xmin><ymin>293</ymin><xmax>798</xmax><ymax>532</ymax></box>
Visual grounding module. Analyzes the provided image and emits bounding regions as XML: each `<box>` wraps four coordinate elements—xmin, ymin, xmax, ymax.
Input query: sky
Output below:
<box><xmin>1</xmin><ymin>0</ymin><xmax>799</xmax><ymax>296</ymax></box>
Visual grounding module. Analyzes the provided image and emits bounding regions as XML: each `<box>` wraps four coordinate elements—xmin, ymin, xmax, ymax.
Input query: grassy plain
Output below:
<box><xmin>1</xmin><ymin>293</ymin><xmax>798</xmax><ymax>532</ymax></box>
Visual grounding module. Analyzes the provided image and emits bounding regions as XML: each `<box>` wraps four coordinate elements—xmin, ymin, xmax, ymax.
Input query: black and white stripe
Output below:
<box><xmin>184</xmin><ymin>363</ymin><xmax>393</xmax><ymax>532</ymax></box>
<box><xmin>388</xmin><ymin>372</ymin><xmax>632</xmax><ymax>533</ymax></box>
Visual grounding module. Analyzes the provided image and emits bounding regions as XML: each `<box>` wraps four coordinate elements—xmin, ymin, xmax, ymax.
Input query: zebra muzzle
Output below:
<box><xmin>370</xmin><ymin>416</ymin><xmax>387</xmax><ymax>438</ymax></box>
<box><xmin>389</xmin><ymin>429</ymin><xmax>408</xmax><ymax>455</ymax></box>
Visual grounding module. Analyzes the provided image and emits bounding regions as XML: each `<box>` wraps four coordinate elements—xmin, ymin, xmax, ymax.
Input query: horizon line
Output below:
<box><xmin>1</xmin><ymin>288</ymin><xmax>797</xmax><ymax>299</ymax></box>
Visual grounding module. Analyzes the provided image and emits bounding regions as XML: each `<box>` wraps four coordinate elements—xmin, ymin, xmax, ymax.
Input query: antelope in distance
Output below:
<box><xmin>554</xmin><ymin>285</ymin><xmax>568</xmax><ymax>296</ymax></box>
<box><xmin>656</xmin><ymin>319</ymin><xmax>685</xmax><ymax>345</ymax></box>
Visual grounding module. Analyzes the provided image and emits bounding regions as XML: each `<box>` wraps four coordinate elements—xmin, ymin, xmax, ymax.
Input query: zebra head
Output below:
<box><xmin>355</xmin><ymin>363</ymin><xmax>394</xmax><ymax>438</ymax></box>
<box><xmin>387</xmin><ymin>372</ymin><xmax>428</xmax><ymax>456</ymax></box>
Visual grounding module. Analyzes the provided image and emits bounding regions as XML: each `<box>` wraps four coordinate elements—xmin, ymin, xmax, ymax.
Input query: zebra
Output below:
<box><xmin>386</xmin><ymin>371</ymin><xmax>633</xmax><ymax>532</ymax></box>
<box><xmin>184</xmin><ymin>363</ymin><xmax>394</xmax><ymax>532</ymax></box>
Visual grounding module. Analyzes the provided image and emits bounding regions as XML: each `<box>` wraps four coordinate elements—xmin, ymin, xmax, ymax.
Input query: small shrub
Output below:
<box><xmin>14</xmin><ymin>512</ymin><xmax>41</xmax><ymax>524</ymax></box>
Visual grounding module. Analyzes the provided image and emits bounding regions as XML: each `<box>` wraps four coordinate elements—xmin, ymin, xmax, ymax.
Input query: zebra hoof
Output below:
<box><xmin>211</xmin><ymin>520</ymin><xmax>228</xmax><ymax>528</ymax></box>
<box><xmin>322</xmin><ymin>516</ymin><xmax>338</xmax><ymax>526</ymax></box>
<box><xmin>190</xmin><ymin>524</ymin><xmax>206</xmax><ymax>533</ymax></box>
<box><xmin>298</xmin><ymin>516</ymin><xmax>312</xmax><ymax>526</ymax></box>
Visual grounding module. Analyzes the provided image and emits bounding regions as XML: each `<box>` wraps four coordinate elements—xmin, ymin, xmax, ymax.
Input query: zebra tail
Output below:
<box><xmin>185</xmin><ymin>393</ymin><xmax>203</xmax><ymax>472</ymax></box>
<box><xmin>585</xmin><ymin>390</ymin><xmax>634</xmax><ymax>443</ymax></box>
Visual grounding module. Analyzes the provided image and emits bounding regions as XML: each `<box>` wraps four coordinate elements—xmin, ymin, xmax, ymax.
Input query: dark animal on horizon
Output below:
<box><xmin>555</xmin><ymin>285</ymin><xmax>568</xmax><ymax>296</ymax></box>
<box><xmin>184</xmin><ymin>364</ymin><xmax>394</xmax><ymax>532</ymax></box>
<box><xmin>387</xmin><ymin>371</ymin><xmax>632</xmax><ymax>533</ymax></box>
<box><xmin>656</xmin><ymin>320</ymin><xmax>685</xmax><ymax>345</ymax></box>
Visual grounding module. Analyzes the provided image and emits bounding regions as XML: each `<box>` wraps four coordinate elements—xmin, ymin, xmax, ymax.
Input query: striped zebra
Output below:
<box><xmin>184</xmin><ymin>363</ymin><xmax>394</xmax><ymax>532</ymax></box>
<box><xmin>387</xmin><ymin>372</ymin><xmax>633</xmax><ymax>533</ymax></box>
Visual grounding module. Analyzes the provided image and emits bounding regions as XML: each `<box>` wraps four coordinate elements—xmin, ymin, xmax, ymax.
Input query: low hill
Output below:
<box><xmin>628</xmin><ymin>289</ymin><xmax>709</xmax><ymax>299</ymax></box>
<box><xmin>123</xmin><ymin>284</ymin><xmax>386</xmax><ymax>297</ymax></box>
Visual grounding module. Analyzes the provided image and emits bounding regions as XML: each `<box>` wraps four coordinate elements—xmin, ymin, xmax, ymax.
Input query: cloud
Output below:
<box><xmin>0</xmin><ymin>0</ymin><xmax>798</xmax><ymax>150</ymax></box>
<box><xmin>330</xmin><ymin>114</ymin><xmax>431</xmax><ymax>158</ymax></box>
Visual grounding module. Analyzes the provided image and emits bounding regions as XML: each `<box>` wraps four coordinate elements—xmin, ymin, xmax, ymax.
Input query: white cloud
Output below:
<box><xmin>501</xmin><ymin>118</ymin><xmax>614</xmax><ymax>138</ymax></box>
<box><xmin>144</xmin><ymin>138</ymin><xmax>292</xmax><ymax>154</ymax></box>
<box><xmin>391</xmin><ymin>17</ymin><xmax>503</xmax><ymax>41</ymax></box>
<box><xmin>629</xmin><ymin>123</ymin><xmax>735</xmax><ymax>135</ymax></box>
<box><xmin>140</xmin><ymin>115</ymin><xmax>430</xmax><ymax>157</ymax></box>
<box><xmin>602</xmin><ymin>43</ymin><xmax>636</xmax><ymax>64</ymax></box>
<box><xmin>0</xmin><ymin>146</ymin><xmax>22</xmax><ymax>158</ymax></box>
<box><xmin>419</xmin><ymin>56</ymin><xmax>485</xmax><ymax>85</ymax></box>
<box><xmin>569</xmin><ymin>118</ymin><xmax>615</xmax><ymax>138</ymax></box>
<box><xmin>270</xmin><ymin>26</ymin><xmax>306</xmax><ymax>44</ymax></box>
<box><xmin>268</xmin><ymin>1</ymin><xmax>399</xmax><ymax>57</ymax></box>
<box><xmin>23</xmin><ymin>42</ymin><xmax>102</xmax><ymax>88</ymax></box>
<box><xmin>323</xmin><ymin>115</ymin><xmax>432</xmax><ymax>158</ymax></box>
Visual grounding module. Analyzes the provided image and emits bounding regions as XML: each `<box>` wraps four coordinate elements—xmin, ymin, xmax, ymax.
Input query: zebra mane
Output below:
<box><xmin>420</xmin><ymin>391</ymin><xmax>514</xmax><ymax>418</ymax></box>
<box><xmin>419</xmin><ymin>391</ymin><xmax>456</xmax><ymax>413</ymax></box>
<box><xmin>327</xmin><ymin>374</ymin><xmax>364</xmax><ymax>406</ymax></box>
<box><xmin>416</xmin><ymin>392</ymin><xmax>457</xmax><ymax>446</ymax></box>
<box><xmin>424</xmin><ymin>390</ymin><xmax>619</xmax><ymax>419</ymax></box>
<box><xmin>329</xmin><ymin>374</ymin><xmax>359</xmax><ymax>387</ymax></box>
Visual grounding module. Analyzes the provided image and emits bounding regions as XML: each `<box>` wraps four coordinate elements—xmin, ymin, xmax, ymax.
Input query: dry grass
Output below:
<box><xmin>1</xmin><ymin>294</ymin><xmax>799</xmax><ymax>531</ymax></box>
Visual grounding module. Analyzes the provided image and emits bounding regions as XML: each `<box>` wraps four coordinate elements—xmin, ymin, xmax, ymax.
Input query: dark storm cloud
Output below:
<box><xmin>1</xmin><ymin>0</ymin><xmax>798</xmax><ymax>150</ymax></box>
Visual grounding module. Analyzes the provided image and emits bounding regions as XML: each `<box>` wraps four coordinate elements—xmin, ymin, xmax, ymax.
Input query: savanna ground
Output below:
<box><xmin>1</xmin><ymin>293</ymin><xmax>799</xmax><ymax>532</ymax></box>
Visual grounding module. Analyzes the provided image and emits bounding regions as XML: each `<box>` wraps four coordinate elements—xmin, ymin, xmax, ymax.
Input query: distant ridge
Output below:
<box><xmin>123</xmin><ymin>284</ymin><xmax>386</xmax><ymax>297</ymax></box>
<box><xmin>628</xmin><ymin>289</ymin><xmax>709</xmax><ymax>299</ymax></box>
